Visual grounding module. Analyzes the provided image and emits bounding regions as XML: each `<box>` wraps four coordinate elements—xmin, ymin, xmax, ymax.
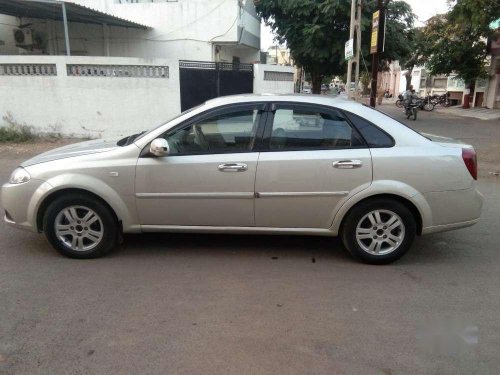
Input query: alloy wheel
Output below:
<box><xmin>54</xmin><ymin>206</ymin><xmax>104</xmax><ymax>251</ymax></box>
<box><xmin>355</xmin><ymin>209</ymin><xmax>405</xmax><ymax>255</ymax></box>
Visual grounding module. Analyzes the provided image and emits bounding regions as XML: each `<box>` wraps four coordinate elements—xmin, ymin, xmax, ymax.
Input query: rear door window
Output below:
<box><xmin>268</xmin><ymin>104</ymin><xmax>365</xmax><ymax>151</ymax></box>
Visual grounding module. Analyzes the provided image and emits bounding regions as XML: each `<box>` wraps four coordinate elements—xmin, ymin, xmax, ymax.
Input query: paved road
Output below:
<box><xmin>0</xmin><ymin>108</ymin><xmax>499</xmax><ymax>374</ymax></box>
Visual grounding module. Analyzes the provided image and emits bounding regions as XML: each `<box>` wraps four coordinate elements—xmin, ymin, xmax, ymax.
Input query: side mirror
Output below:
<box><xmin>149</xmin><ymin>138</ymin><xmax>170</xmax><ymax>157</ymax></box>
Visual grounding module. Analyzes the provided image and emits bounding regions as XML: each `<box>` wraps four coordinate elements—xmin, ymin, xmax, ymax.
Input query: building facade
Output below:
<box><xmin>0</xmin><ymin>1</ymin><xmax>296</xmax><ymax>139</ymax></box>
<box><xmin>0</xmin><ymin>0</ymin><xmax>260</xmax><ymax>63</ymax></box>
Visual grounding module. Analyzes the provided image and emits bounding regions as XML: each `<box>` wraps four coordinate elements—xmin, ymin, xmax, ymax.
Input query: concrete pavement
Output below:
<box><xmin>434</xmin><ymin>106</ymin><xmax>500</xmax><ymax>121</ymax></box>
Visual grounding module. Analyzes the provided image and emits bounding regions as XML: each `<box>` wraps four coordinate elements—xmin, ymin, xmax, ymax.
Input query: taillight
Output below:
<box><xmin>462</xmin><ymin>148</ymin><xmax>477</xmax><ymax>180</ymax></box>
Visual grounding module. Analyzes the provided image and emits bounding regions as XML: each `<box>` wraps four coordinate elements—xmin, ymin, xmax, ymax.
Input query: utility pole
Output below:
<box><xmin>346</xmin><ymin>0</ymin><xmax>356</xmax><ymax>99</ymax></box>
<box><xmin>370</xmin><ymin>0</ymin><xmax>387</xmax><ymax>107</ymax></box>
<box><xmin>354</xmin><ymin>0</ymin><xmax>362</xmax><ymax>96</ymax></box>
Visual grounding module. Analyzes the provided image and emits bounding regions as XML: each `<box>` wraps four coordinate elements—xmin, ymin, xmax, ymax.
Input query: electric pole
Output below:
<box><xmin>346</xmin><ymin>0</ymin><xmax>356</xmax><ymax>98</ymax></box>
<box><xmin>369</xmin><ymin>0</ymin><xmax>387</xmax><ymax>107</ymax></box>
<box><xmin>354</xmin><ymin>0</ymin><xmax>362</xmax><ymax>96</ymax></box>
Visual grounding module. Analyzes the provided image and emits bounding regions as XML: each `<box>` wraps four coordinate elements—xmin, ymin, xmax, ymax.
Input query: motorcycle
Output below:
<box><xmin>404</xmin><ymin>101</ymin><xmax>419</xmax><ymax>121</ymax></box>
<box><xmin>417</xmin><ymin>96</ymin><xmax>435</xmax><ymax>111</ymax></box>
<box><xmin>431</xmin><ymin>92</ymin><xmax>451</xmax><ymax>107</ymax></box>
<box><xmin>396</xmin><ymin>94</ymin><xmax>404</xmax><ymax>108</ymax></box>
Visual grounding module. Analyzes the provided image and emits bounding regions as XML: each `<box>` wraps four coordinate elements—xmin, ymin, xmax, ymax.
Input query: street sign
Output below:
<box><xmin>370</xmin><ymin>10</ymin><xmax>379</xmax><ymax>54</ymax></box>
<box><xmin>345</xmin><ymin>39</ymin><xmax>354</xmax><ymax>60</ymax></box>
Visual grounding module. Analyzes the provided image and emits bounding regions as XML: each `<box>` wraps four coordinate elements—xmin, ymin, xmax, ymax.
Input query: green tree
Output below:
<box><xmin>449</xmin><ymin>0</ymin><xmax>500</xmax><ymax>37</ymax></box>
<box><xmin>255</xmin><ymin>0</ymin><xmax>416</xmax><ymax>94</ymax></box>
<box><xmin>421</xmin><ymin>0</ymin><xmax>500</xmax><ymax>88</ymax></box>
<box><xmin>399</xmin><ymin>27</ymin><xmax>428</xmax><ymax>90</ymax></box>
<box><xmin>256</xmin><ymin>0</ymin><xmax>351</xmax><ymax>93</ymax></box>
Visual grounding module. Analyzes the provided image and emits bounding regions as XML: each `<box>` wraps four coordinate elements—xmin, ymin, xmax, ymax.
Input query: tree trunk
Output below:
<box><xmin>311</xmin><ymin>71</ymin><xmax>322</xmax><ymax>94</ymax></box>
<box><xmin>404</xmin><ymin>69</ymin><xmax>412</xmax><ymax>90</ymax></box>
<box><xmin>463</xmin><ymin>80</ymin><xmax>475</xmax><ymax>109</ymax></box>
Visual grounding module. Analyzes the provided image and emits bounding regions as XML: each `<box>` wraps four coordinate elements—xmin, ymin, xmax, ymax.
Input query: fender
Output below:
<box><xmin>27</xmin><ymin>174</ymin><xmax>141</xmax><ymax>233</ymax></box>
<box><xmin>328</xmin><ymin>179</ymin><xmax>433</xmax><ymax>235</ymax></box>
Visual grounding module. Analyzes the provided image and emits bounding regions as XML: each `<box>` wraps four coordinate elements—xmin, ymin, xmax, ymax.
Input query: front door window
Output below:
<box><xmin>165</xmin><ymin>108</ymin><xmax>261</xmax><ymax>155</ymax></box>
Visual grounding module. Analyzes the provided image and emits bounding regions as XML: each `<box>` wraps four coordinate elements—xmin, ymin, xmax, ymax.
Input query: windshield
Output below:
<box><xmin>117</xmin><ymin>104</ymin><xmax>204</xmax><ymax>146</ymax></box>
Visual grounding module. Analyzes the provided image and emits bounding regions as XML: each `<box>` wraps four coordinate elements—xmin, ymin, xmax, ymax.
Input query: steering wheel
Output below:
<box><xmin>193</xmin><ymin>125</ymin><xmax>209</xmax><ymax>150</ymax></box>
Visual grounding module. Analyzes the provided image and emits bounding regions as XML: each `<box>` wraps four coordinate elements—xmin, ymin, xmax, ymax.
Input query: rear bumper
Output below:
<box><xmin>422</xmin><ymin>218</ymin><xmax>480</xmax><ymax>235</ymax></box>
<box><xmin>421</xmin><ymin>186</ymin><xmax>483</xmax><ymax>235</ymax></box>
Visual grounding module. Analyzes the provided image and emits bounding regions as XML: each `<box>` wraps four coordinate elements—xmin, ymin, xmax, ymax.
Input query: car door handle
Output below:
<box><xmin>218</xmin><ymin>163</ymin><xmax>248</xmax><ymax>172</ymax></box>
<box><xmin>332</xmin><ymin>160</ymin><xmax>363</xmax><ymax>169</ymax></box>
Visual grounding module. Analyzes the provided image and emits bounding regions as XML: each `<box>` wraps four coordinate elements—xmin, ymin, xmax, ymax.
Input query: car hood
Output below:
<box><xmin>21</xmin><ymin>138</ymin><xmax>121</xmax><ymax>167</ymax></box>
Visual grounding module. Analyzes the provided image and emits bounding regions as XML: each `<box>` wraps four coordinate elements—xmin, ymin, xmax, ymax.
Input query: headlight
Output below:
<box><xmin>9</xmin><ymin>167</ymin><xmax>31</xmax><ymax>184</ymax></box>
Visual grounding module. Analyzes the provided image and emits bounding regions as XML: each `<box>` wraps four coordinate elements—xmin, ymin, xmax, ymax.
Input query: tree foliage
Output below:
<box><xmin>420</xmin><ymin>0</ymin><xmax>500</xmax><ymax>85</ymax></box>
<box><xmin>255</xmin><ymin>0</ymin><xmax>416</xmax><ymax>93</ymax></box>
<box><xmin>449</xmin><ymin>0</ymin><xmax>500</xmax><ymax>37</ymax></box>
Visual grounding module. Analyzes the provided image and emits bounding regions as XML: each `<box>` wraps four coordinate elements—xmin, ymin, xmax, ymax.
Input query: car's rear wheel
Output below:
<box><xmin>341</xmin><ymin>198</ymin><xmax>416</xmax><ymax>264</ymax></box>
<box><xmin>43</xmin><ymin>193</ymin><xmax>117</xmax><ymax>258</ymax></box>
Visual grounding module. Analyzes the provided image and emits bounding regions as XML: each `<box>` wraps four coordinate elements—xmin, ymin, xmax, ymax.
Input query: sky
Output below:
<box><xmin>260</xmin><ymin>0</ymin><xmax>451</xmax><ymax>50</ymax></box>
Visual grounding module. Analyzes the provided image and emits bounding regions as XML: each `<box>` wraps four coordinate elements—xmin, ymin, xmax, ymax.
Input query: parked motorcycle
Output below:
<box><xmin>396</xmin><ymin>94</ymin><xmax>404</xmax><ymax>108</ymax></box>
<box><xmin>417</xmin><ymin>96</ymin><xmax>435</xmax><ymax>111</ymax></box>
<box><xmin>431</xmin><ymin>92</ymin><xmax>451</xmax><ymax>107</ymax></box>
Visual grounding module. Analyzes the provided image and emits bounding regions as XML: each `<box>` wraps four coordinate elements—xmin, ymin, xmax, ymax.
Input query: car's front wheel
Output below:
<box><xmin>43</xmin><ymin>193</ymin><xmax>117</xmax><ymax>258</ymax></box>
<box><xmin>341</xmin><ymin>198</ymin><xmax>417</xmax><ymax>264</ymax></box>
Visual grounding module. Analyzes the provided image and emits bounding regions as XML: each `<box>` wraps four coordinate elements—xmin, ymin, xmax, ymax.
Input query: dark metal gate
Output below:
<box><xmin>179</xmin><ymin>60</ymin><xmax>254</xmax><ymax>112</ymax></box>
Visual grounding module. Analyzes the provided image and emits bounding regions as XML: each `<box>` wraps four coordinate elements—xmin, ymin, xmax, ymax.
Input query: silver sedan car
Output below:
<box><xmin>1</xmin><ymin>94</ymin><xmax>483</xmax><ymax>264</ymax></box>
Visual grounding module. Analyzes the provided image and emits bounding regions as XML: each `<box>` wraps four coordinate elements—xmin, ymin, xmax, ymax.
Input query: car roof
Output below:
<box><xmin>203</xmin><ymin>93</ymin><xmax>364</xmax><ymax>113</ymax></box>
<box><xmin>134</xmin><ymin>93</ymin><xmax>431</xmax><ymax>149</ymax></box>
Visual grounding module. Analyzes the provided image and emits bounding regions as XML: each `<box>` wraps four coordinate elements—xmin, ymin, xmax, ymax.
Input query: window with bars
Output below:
<box><xmin>66</xmin><ymin>64</ymin><xmax>169</xmax><ymax>78</ymax></box>
<box><xmin>0</xmin><ymin>64</ymin><xmax>57</xmax><ymax>76</ymax></box>
<box><xmin>264</xmin><ymin>71</ymin><xmax>294</xmax><ymax>82</ymax></box>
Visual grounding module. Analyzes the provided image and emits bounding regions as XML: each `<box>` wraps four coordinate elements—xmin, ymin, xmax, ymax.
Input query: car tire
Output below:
<box><xmin>341</xmin><ymin>198</ymin><xmax>417</xmax><ymax>265</ymax></box>
<box><xmin>43</xmin><ymin>193</ymin><xmax>118</xmax><ymax>259</ymax></box>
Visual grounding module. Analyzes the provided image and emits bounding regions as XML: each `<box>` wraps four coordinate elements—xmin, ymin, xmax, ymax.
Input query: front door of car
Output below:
<box><xmin>135</xmin><ymin>103</ymin><xmax>264</xmax><ymax>227</ymax></box>
<box><xmin>254</xmin><ymin>103</ymin><xmax>372</xmax><ymax>229</ymax></box>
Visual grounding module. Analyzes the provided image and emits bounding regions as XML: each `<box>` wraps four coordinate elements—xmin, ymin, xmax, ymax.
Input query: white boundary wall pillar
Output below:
<box><xmin>253</xmin><ymin>64</ymin><xmax>295</xmax><ymax>94</ymax></box>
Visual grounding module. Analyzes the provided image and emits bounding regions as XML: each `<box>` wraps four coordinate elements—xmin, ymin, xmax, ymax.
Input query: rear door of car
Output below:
<box><xmin>254</xmin><ymin>102</ymin><xmax>373</xmax><ymax>229</ymax></box>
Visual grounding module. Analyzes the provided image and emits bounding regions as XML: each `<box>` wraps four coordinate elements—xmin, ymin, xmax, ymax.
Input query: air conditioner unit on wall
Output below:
<box><xmin>13</xmin><ymin>27</ymin><xmax>33</xmax><ymax>48</ymax></box>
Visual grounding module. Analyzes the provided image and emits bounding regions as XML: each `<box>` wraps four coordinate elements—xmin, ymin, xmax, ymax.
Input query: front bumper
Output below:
<box><xmin>1</xmin><ymin>179</ymin><xmax>47</xmax><ymax>233</ymax></box>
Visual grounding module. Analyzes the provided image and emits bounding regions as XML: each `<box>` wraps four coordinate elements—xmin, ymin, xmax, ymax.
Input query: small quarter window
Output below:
<box><xmin>345</xmin><ymin>112</ymin><xmax>394</xmax><ymax>148</ymax></box>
